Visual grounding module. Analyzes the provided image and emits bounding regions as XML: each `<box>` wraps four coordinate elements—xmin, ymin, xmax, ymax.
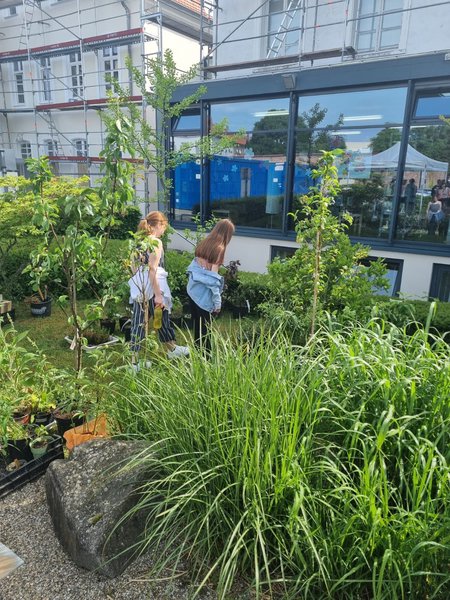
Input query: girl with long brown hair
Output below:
<box><xmin>186</xmin><ymin>218</ymin><xmax>235</xmax><ymax>348</ymax></box>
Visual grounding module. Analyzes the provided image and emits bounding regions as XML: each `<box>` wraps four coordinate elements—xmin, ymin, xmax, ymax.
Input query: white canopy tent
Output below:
<box><xmin>371</xmin><ymin>142</ymin><xmax>448</xmax><ymax>214</ymax></box>
<box><xmin>371</xmin><ymin>141</ymin><xmax>448</xmax><ymax>173</ymax></box>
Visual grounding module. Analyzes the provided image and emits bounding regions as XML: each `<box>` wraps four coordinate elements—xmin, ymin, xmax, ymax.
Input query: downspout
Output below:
<box><xmin>120</xmin><ymin>0</ymin><xmax>133</xmax><ymax>95</ymax></box>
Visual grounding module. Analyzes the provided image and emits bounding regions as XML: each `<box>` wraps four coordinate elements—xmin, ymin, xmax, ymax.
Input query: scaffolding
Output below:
<box><xmin>0</xmin><ymin>0</ymin><xmax>210</xmax><ymax>184</ymax></box>
<box><xmin>198</xmin><ymin>0</ymin><xmax>450</xmax><ymax>78</ymax></box>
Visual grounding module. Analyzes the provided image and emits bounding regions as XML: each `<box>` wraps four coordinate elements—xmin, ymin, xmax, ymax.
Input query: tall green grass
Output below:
<box><xmin>104</xmin><ymin>321</ymin><xmax>450</xmax><ymax>599</ymax></box>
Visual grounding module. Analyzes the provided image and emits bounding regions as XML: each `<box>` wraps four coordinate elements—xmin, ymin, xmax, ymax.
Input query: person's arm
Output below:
<box><xmin>148</xmin><ymin>239</ymin><xmax>164</xmax><ymax>307</ymax></box>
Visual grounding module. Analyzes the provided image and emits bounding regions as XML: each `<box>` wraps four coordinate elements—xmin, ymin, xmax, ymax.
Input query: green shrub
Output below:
<box><xmin>106</xmin><ymin>323</ymin><xmax>450</xmax><ymax>599</ymax></box>
<box><xmin>165</xmin><ymin>249</ymin><xmax>192</xmax><ymax>304</ymax></box>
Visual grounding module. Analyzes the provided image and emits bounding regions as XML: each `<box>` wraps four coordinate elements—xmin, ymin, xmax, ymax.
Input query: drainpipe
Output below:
<box><xmin>120</xmin><ymin>0</ymin><xmax>133</xmax><ymax>95</ymax></box>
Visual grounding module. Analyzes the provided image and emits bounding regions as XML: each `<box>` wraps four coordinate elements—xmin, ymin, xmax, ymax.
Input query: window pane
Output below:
<box><xmin>357</xmin><ymin>32</ymin><xmax>374</xmax><ymax>50</ymax></box>
<box><xmin>208</xmin><ymin>99</ymin><xmax>290</xmax><ymax>229</ymax></box>
<box><xmin>290</xmin><ymin>125</ymin><xmax>404</xmax><ymax>238</ymax></box>
<box><xmin>380</xmin><ymin>28</ymin><xmax>401</xmax><ymax>48</ymax></box>
<box><xmin>359</xmin><ymin>0</ymin><xmax>377</xmax><ymax>15</ymax></box>
<box><xmin>394</xmin><ymin>123</ymin><xmax>450</xmax><ymax>244</ymax></box>
<box><xmin>432</xmin><ymin>267</ymin><xmax>450</xmax><ymax>301</ymax></box>
<box><xmin>382</xmin><ymin>12</ymin><xmax>402</xmax><ymax>29</ymax></box>
<box><xmin>211</xmin><ymin>98</ymin><xmax>289</xmax><ymax>132</ymax></box>
<box><xmin>415</xmin><ymin>94</ymin><xmax>450</xmax><ymax>119</ymax></box>
<box><xmin>298</xmin><ymin>87</ymin><xmax>407</xmax><ymax>128</ymax></box>
<box><xmin>173</xmin><ymin>113</ymin><xmax>201</xmax><ymax>131</ymax></box>
<box><xmin>172</xmin><ymin>135</ymin><xmax>201</xmax><ymax>221</ymax></box>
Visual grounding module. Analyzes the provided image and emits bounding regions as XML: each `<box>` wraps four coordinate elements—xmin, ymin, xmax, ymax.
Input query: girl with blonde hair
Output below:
<box><xmin>186</xmin><ymin>218</ymin><xmax>235</xmax><ymax>348</ymax></box>
<box><xmin>129</xmin><ymin>211</ymin><xmax>189</xmax><ymax>366</ymax></box>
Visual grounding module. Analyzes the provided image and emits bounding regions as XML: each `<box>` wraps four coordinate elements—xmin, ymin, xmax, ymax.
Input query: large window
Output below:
<box><xmin>355</xmin><ymin>0</ymin><xmax>403</xmax><ymax>52</ymax></box>
<box><xmin>102</xmin><ymin>46</ymin><xmax>119</xmax><ymax>93</ymax></box>
<box><xmin>394</xmin><ymin>90</ymin><xmax>450</xmax><ymax>244</ymax></box>
<box><xmin>13</xmin><ymin>60</ymin><xmax>25</xmax><ymax>104</ymax></box>
<box><xmin>171</xmin><ymin>110</ymin><xmax>201</xmax><ymax>221</ymax></box>
<box><xmin>267</xmin><ymin>0</ymin><xmax>300</xmax><ymax>57</ymax></box>
<box><xmin>209</xmin><ymin>98</ymin><xmax>290</xmax><ymax>229</ymax></box>
<box><xmin>292</xmin><ymin>87</ymin><xmax>407</xmax><ymax>238</ymax></box>
<box><xmin>40</xmin><ymin>57</ymin><xmax>52</xmax><ymax>102</ymax></box>
<box><xmin>69</xmin><ymin>52</ymin><xmax>83</xmax><ymax>100</ymax></box>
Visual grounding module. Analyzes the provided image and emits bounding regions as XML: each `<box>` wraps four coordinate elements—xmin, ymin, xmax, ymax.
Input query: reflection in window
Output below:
<box><xmin>298</xmin><ymin>87</ymin><xmax>407</xmax><ymax>127</ymax></box>
<box><xmin>361</xmin><ymin>256</ymin><xmax>402</xmax><ymax>296</ymax></box>
<box><xmin>208</xmin><ymin>99</ymin><xmax>290</xmax><ymax>229</ymax></box>
<box><xmin>394</xmin><ymin>123</ymin><xmax>450</xmax><ymax>244</ymax></box>
<box><xmin>211</xmin><ymin>98</ymin><xmax>289</xmax><ymax>132</ymax></box>
<box><xmin>292</xmin><ymin>127</ymin><xmax>403</xmax><ymax>238</ymax></box>
<box><xmin>415</xmin><ymin>93</ymin><xmax>450</xmax><ymax>119</ymax></box>
<box><xmin>267</xmin><ymin>0</ymin><xmax>300</xmax><ymax>58</ymax></box>
<box><xmin>356</xmin><ymin>0</ymin><xmax>403</xmax><ymax>52</ymax></box>
<box><xmin>430</xmin><ymin>264</ymin><xmax>450</xmax><ymax>301</ymax></box>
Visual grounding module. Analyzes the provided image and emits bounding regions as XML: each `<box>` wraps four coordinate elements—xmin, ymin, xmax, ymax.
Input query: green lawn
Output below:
<box><xmin>4</xmin><ymin>299</ymin><xmax>243</xmax><ymax>369</ymax></box>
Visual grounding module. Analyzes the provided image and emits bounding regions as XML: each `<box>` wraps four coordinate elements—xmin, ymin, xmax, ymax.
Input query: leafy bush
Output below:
<box><xmin>165</xmin><ymin>249</ymin><xmax>192</xmax><ymax>304</ymax></box>
<box><xmin>105</xmin><ymin>323</ymin><xmax>450</xmax><ymax>599</ymax></box>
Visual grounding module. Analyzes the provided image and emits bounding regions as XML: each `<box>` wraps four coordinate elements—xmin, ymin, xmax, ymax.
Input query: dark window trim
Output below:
<box><xmin>362</xmin><ymin>256</ymin><xmax>404</xmax><ymax>297</ymax></box>
<box><xmin>270</xmin><ymin>245</ymin><xmax>297</xmax><ymax>261</ymax></box>
<box><xmin>429</xmin><ymin>263</ymin><xmax>450</xmax><ymax>300</ymax></box>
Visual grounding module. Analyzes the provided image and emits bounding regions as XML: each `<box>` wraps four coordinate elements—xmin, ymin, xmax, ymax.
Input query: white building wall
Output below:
<box><xmin>170</xmin><ymin>227</ymin><xmax>450</xmax><ymax>299</ymax></box>
<box><xmin>214</xmin><ymin>0</ymin><xmax>450</xmax><ymax>78</ymax></box>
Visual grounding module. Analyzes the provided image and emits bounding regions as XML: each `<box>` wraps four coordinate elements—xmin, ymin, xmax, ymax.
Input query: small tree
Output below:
<box><xmin>266</xmin><ymin>150</ymin><xmax>388</xmax><ymax>338</ymax></box>
<box><xmin>26</xmin><ymin>111</ymin><xmax>137</xmax><ymax>372</ymax></box>
<box><xmin>106</xmin><ymin>49</ymin><xmax>240</xmax><ymax>211</ymax></box>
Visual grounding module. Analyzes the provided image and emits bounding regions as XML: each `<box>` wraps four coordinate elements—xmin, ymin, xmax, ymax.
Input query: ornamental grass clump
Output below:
<box><xmin>108</xmin><ymin>322</ymin><xmax>450</xmax><ymax>599</ymax></box>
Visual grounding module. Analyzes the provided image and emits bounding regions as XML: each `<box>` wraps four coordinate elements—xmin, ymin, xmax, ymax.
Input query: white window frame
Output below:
<box><xmin>68</xmin><ymin>51</ymin><xmax>83</xmax><ymax>101</ymax></box>
<box><xmin>12</xmin><ymin>60</ymin><xmax>25</xmax><ymax>105</ymax></box>
<box><xmin>45</xmin><ymin>139</ymin><xmax>59</xmax><ymax>157</ymax></box>
<box><xmin>73</xmin><ymin>138</ymin><xmax>87</xmax><ymax>157</ymax></box>
<box><xmin>266</xmin><ymin>0</ymin><xmax>301</xmax><ymax>58</ymax></box>
<box><xmin>40</xmin><ymin>57</ymin><xmax>52</xmax><ymax>102</ymax></box>
<box><xmin>20</xmin><ymin>141</ymin><xmax>32</xmax><ymax>160</ymax></box>
<box><xmin>355</xmin><ymin>0</ymin><xmax>403</xmax><ymax>53</ymax></box>
<box><xmin>102</xmin><ymin>46</ymin><xmax>119</xmax><ymax>94</ymax></box>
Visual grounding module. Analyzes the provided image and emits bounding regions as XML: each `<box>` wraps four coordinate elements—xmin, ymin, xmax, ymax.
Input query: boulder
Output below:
<box><xmin>46</xmin><ymin>439</ymin><xmax>152</xmax><ymax>577</ymax></box>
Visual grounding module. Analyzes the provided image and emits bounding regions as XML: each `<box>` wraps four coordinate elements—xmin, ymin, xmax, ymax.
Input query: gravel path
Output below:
<box><xmin>0</xmin><ymin>477</ymin><xmax>215</xmax><ymax>600</ymax></box>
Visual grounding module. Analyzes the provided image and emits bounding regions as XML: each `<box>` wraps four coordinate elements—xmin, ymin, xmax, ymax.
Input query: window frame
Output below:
<box><xmin>429</xmin><ymin>263</ymin><xmax>450</xmax><ymax>301</ymax></box>
<box><xmin>355</xmin><ymin>0</ymin><xmax>403</xmax><ymax>53</ymax></box>
<box><xmin>102</xmin><ymin>46</ymin><xmax>119</xmax><ymax>94</ymax></box>
<box><xmin>20</xmin><ymin>141</ymin><xmax>32</xmax><ymax>160</ymax></box>
<box><xmin>68</xmin><ymin>51</ymin><xmax>83</xmax><ymax>101</ymax></box>
<box><xmin>13</xmin><ymin>60</ymin><xmax>25</xmax><ymax>105</ymax></box>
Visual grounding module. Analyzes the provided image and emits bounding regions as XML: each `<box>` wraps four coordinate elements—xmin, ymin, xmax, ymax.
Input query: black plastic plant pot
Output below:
<box><xmin>119</xmin><ymin>316</ymin><xmax>131</xmax><ymax>330</ymax></box>
<box><xmin>7</xmin><ymin>438</ymin><xmax>33</xmax><ymax>463</ymax></box>
<box><xmin>100</xmin><ymin>318</ymin><xmax>116</xmax><ymax>334</ymax></box>
<box><xmin>33</xmin><ymin>411</ymin><xmax>53</xmax><ymax>426</ymax></box>
<box><xmin>30</xmin><ymin>297</ymin><xmax>52</xmax><ymax>318</ymax></box>
<box><xmin>53</xmin><ymin>412</ymin><xmax>85</xmax><ymax>439</ymax></box>
<box><xmin>232</xmin><ymin>304</ymin><xmax>250</xmax><ymax>319</ymax></box>
<box><xmin>0</xmin><ymin>309</ymin><xmax>15</xmax><ymax>326</ymax></box>
<box><xmin>123</xmin><ymin>326</ymin><xmax>131</xmax><ymax>342</ymax></box>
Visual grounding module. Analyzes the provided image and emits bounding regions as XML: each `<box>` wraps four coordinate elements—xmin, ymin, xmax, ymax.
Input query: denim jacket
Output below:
<box><xmin>186</xmin><ymin>258</ymin><xmax>224</xmax><ymax>312</ymax></box>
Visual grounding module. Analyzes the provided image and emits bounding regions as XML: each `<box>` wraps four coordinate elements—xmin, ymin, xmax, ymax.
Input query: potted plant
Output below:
<box><xmin>52</xmin><ymin>375</ymin><xmax>87</xmax><ymax>439</ymax></box>
<box><xmin>29</xmin><ymin>424</ymin><xmax>53</xmax><ymax>459</ymax></box>
<box><xmin>84</xmin><ymin>326</ymin><xmax>111</xmax><ymax>347</ymax></box>
<box><xmin>29</xmin><ymin>390</ymin><xmax>56</xmax><ymax>426</ymax></box>
<box><xmin>6</xmin><ymin>421</ymin><xmax>32</xmax><ymax>462</ymax></box>
<box><xmin>29</xmin><ymin>285</ymin><xmax>52</xmax><ymax>318</ymax></box>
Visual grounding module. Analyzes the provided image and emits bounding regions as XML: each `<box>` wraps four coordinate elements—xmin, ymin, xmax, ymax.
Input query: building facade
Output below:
<box><xmin>0</xmin><ymin>0</ymin><xmax>207</xmax><ymax>206</ymax></box>
<box><xmin>169</xmin><ymin>0</ymin><xmax>450</xmax><ymax>300</ymax></box>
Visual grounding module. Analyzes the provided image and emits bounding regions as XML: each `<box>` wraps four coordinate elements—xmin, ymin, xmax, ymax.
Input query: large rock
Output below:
<box><xmin>46</xmin><ymin>439</ymin><xmax>152</xmax><ymax>577</ymax></box>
